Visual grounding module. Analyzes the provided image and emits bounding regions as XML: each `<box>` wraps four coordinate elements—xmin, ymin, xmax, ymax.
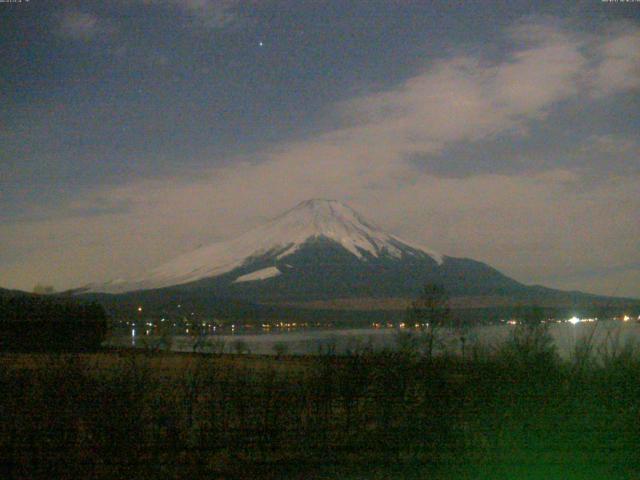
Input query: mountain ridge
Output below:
<box><xmin>81</xmin><ymin>199</ymin><xmax>639</xmax><ymax>315</ymax></box>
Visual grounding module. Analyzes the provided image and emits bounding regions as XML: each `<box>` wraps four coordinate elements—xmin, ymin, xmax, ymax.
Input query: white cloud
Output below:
<box><xmin>146</xmin><ymin>0</ymin><xmax>241</xmax><ymax>29</ymax></box>
<box><xmin>492</xmin><ymin>24</ymin><xmax>584</xmax><ymax>116</ymax></box>
<box><xmin>337</xmin><ymin>23</ymin><xmax>586</xmax><ymax>158</ymax></box>
<box><xmin>56</xmin><ymin>1</ymin><xmax>240</xmax><ymax>45</ymax></box>
<box><xmin>590</xmin><ymin>25</ymin><xmax>640</xmax><ymax>97</ymax></box>
<box><xmin>584</xmin><ymin>134</ymin><xmax>639</xmax><ymax>156</ymax></box>
<box><xmin>57</xmin><ymin>11</ymin><xmax>112</xmax><ymax>40</ymax></box>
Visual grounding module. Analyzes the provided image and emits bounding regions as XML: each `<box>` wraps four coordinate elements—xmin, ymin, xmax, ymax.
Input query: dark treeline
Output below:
<box><xmin>0</xmin><ymin>293</ymin><xmax>107</xmax><ymax>352</ymax></box>
<box><xmin>1</xmin><ymin>328</ymin><xmax>640</xmax><ymax>479</ymax></box>
<box><xmin>83</xmin><ymin>284</ymin><xmax>640</xmax><ymax>327</ymax></box>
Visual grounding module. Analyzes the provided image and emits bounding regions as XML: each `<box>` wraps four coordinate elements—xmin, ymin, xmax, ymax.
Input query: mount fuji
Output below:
<box><xmin>84</xmin><ymin>199</ymin><xmax>636</xmax><ymax>314</ymax></box>
<box><xmin>93</xmin><ymin>199</ymin><xmax>445</xmax><ymax>294</ymax></box>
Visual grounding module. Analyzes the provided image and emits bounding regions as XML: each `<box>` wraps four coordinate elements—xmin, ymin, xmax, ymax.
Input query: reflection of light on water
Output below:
<box><xmin>111</xmin><ymin>319</ymin><xmax>640</xmax><ymax>358</ymax></box>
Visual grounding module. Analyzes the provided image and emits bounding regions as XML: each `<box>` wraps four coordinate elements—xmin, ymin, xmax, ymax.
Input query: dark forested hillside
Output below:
<box><xmin>0</xmin><ymin>288</ymin><xmax>108</xmax><ymax>352</ymax></box>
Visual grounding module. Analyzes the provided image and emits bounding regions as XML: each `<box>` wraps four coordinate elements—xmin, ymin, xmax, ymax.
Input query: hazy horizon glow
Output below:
<box><xmin>1</xmin><ymin>1</ymin><xmax>639</xmax><ymax>297</ymax></box>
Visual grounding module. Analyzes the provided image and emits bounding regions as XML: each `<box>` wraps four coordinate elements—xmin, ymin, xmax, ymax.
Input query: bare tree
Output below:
<box><xmin>407</xmin><ymin>284</ymin><xmax>451</xmax><ymax>360</ymax></box>
<box><xmin>506</xmin><ymin>305</ymin><xmax>556</xmax><ymax>367</ymax></box>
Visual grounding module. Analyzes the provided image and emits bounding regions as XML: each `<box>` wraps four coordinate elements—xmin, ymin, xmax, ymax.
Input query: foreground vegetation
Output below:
<box><xmin>1</xmin><ymin>323</ymin><xmax>639</xmax><ymax>479</ymax></box>
<box><xmin>0</xmin><ymin>291</ymin><xmax>107</xmax><ymax>352</ymax></box>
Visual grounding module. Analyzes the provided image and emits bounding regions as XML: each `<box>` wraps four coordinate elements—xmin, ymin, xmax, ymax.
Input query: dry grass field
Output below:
<box><xmin>2</xmin><ymin>330</ymin><xmax>640</xmax><ymax>479</ymax></box>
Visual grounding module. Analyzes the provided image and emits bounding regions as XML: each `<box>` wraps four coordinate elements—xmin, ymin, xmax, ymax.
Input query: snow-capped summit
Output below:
<box><xmin>91</xmin><ymin>199</ymin><xmax>443</xmax><ymax>293</ymax></box>
<box><xmin>254</xmin><ymin>199</ymin><xmax>442</xmax><ymax>262</ymax></box>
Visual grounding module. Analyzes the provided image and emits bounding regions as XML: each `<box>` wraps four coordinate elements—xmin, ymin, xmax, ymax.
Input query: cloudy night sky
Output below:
<box><xmin>1</xmin><ymin>0</ymin><xmax>639</xmax><ymax>297</ymax></box>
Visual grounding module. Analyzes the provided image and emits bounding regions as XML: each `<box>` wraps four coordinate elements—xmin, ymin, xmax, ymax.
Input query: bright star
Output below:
<box><xmin>258</xmin><ymin>41</ymin><xmax>264</xmax><ymax>47</ymax></box>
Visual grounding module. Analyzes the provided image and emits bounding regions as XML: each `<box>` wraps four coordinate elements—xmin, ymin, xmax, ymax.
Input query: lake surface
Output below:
<box><xmin>108</xmin><ymin>320</ymin><xmax>640</xmax><ymax>358</ymax></box>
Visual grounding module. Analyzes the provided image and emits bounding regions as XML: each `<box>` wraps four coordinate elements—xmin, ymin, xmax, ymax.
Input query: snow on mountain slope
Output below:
<box><xmin>91</xmin><ymin>199</ymin><xmax>442</xmax><ymax>293</ymax></box>
<box><xmin>233</xmin><ymin>266</ymin><xmax>282</xmax><ymax>283</ymax></box>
